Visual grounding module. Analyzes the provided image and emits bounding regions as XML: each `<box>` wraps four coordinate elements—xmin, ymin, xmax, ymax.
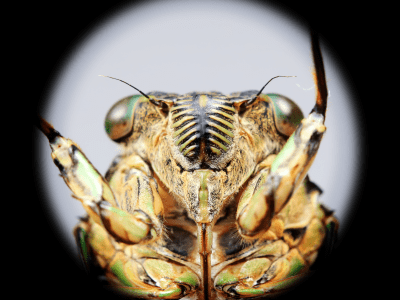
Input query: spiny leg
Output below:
<box><xmin>310</xmin><ymin>30</ymin><xmax>328</xmax><ymax>118</ymax></box>
<box><xmin>237</xmin><ymin>31</ymin><xmax>329</xmax><ymax>238</ymax></box>
<box><xmin>37</xmin><ymin>116</ymin><xmax>161</xmax><ymax>245</ymax></box>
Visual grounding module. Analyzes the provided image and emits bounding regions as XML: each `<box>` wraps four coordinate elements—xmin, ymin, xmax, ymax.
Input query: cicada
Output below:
<box><xmin>37</xmin><ymin>32</ymin><xmax>338</xmax><ymax>299</ymax></box>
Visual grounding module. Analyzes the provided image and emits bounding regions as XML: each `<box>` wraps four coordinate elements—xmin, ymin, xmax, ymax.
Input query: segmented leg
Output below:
<box><xmin>75</xmin><ymin>219</ymin><xmax>200</xmax><ymax>299</ymax></box>
<box><xmin>236</xmin><ymin>30</ymin><xmax>330</xmax><ymax>239</ymax></box>
<box><xmin>237</xmin><ymin>112</ymin><xmax>326</xmax><ymax>235</ymax></box>
<box><xmin>215</xmin><ymin>248</ymin><xmax>309</xmax><ymax>298</ymax></box>
<box><xmin>216</xmin><ymin>189</ymin><xmax>337</xmax><ymax>298</ymax></box>
<box><xmin>38</xmin><ymin>117</ymin><xmax>200</xmax><ymax>297</ymax></box>
<box><xmin>37</xmin><ymin>117</ymin><xmax>162</xmax><ymax>245</ymax></box>
<box><xmin>105</xmin><ymin>153</ymin><xmax>164</xmax><ymax>241</ymax></box>
<box><xmin>232</xmin><ymin>32</ymin><xmax>338</xmax><ymax>294</ymax></box>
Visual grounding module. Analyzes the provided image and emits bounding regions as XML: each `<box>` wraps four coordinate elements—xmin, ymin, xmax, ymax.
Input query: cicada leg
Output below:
<box><xmin>37</xmin><ymin>116</ymin><xmax>163</xmax><ymax>245</ymax></box>
<box><xmin>236</xmin><ymin>31</ymin><xmax>331</xmax><ymax>239</ymax></box>
<box><xmin>214</xmin><ymin>248</ymin><xmax>309</xmax><ymax>298</ymax></box>
<box><xmin>236</xmin><ymin>111</ymin><xmax>327</xmax><ymax>238</ymax></box>
<box><xmin>74</xmin><ymin>218</ymin><xmax>200</xmax><ymax>299</ymax></box>
<box><xmin>230</xmin><ymin>33</ymin><xmax>339</xmax><ymax>296</ymax></box>
<box><xmin>38</xmin><ymin>117</ymin><xmax>201</xmax><ymax>297</ymax></box>
<box><xmin>220</xmin><ymin>177</ymin><xmax>337</xmax><ymax>298</ymax></box>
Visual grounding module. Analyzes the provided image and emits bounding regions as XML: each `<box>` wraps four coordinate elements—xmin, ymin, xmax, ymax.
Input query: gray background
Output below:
<box><xmin>36</xmin><ymin>0</ymin><xmax>362</xmax><ymax>259</ymax></box>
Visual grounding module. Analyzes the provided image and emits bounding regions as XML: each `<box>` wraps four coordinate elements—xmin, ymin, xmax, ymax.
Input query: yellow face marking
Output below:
<box><xmin>199</xmin><ymin>95</ymin><xmax>208</xmax><ymax>108</ymax></box>
<box><xmin>179</xmin><ymin>135</ymin><xmax>197</xmax><ymax>152</ymax></box>
<box><xmin>171</xmin><ymin>115</ymin><xmax>195</xmax><ymax>128</ymax></box>
<box><xmin>170</xmin><ymin>104</ymin><xmax>191</xmax><ymax>112</ymax></box>
<box><xmin>211</xmin><ymin>109</ymin><xmax>235</xmax><ymax>120</ymax></box>
<box><xmin>209</xmin><ymin>138</ymin><xmax>227</xmax><ymax>152</ymax></box>
<box><xmin>173</xmin><ymin>121</ymin><xmax>197</xmax><ymax>138</ymax></box>
<box><xmin>175</xmin><ymin>128</ymin><xmax>197</xmax><ymax>146</ymax></box>
<box><xmin>172</xmin><ymin>108</ymin><xmax>195</xmax><ymax>119</ymax></box>
<box><xmin>183</xmin><ymin>145</ymin><xmax>197</xmax><ymax>156</ymax></box>
<box><xmin>209</xmin><ymin>115</ymin><xmax>234</xmax><ymax>129</ymax></box>
<box><xmin>215</xmin><ymin>104</ymin><xmax>236</xmax><ymax>112</ymax></box>
<box><xmin>208</xmin><ymin>129</ymin><xmax>231</xmax><ymax>144</ymax></box>
<box><xmin>210</xmin><ymin>146</ymin><xmax>221</xmax><ymax>156</ymax></box>
<box><xmin>209</xmin><ymin>121</ymin><xmax>234</xmax><ymax>137</ymax></box>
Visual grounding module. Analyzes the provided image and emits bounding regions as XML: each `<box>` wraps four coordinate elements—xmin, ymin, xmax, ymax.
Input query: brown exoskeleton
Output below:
<box><xmin>38</xmin><ymin>32</ymin><xmax>338</xmax><ymax>299</ymax></box>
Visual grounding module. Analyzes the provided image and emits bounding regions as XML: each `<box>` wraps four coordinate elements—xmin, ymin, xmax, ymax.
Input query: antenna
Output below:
<box><xmin>99</xmin><ymin>75</ymin><xmax>151</xmax><ymax>100</ymax></box>
<box><xmin>246</xmin><ymin>75</ymin><xmax>296</xmax><ymax>106</ymax></box>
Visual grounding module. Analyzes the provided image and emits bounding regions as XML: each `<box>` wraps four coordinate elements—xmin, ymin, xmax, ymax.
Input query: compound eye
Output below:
<box><xmin>104</xmin><ymin>95</ymin><xmax>141</xmax><ymax>142</ymax></box>
<box><xmin>268</xmin><ymin>93</ymin><xmax>304</xmax><ymax>137</ymax></box>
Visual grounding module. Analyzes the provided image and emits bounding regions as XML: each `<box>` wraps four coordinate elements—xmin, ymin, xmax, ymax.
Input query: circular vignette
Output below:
<box><xmin>32</xmin><ymin>0</ymin><xmax>367</xmax><ymax>299</ymax></box>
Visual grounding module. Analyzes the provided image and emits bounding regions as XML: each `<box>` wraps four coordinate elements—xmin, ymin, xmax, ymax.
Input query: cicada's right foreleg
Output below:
<box><xmin>37</xmin><ymin>116</ymin><xmax>161</xmax><ymax>245</ymax></box>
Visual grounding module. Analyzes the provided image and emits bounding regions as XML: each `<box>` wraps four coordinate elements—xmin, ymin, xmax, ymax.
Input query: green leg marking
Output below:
<box><xmin>110</xmin><ymin>260</ymin><xmax>132</xmax><ymax>287</ymax></box>
<box><xmin>74</xmin><ymin>226</ymin><xmax>91</xmax><ymax>272</ymax></box>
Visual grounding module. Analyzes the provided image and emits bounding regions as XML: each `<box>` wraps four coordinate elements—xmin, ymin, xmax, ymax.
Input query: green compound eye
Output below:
<box><xmin>268</xmin><ymin>93</ymin><xmax>304</xmax><ymax>137</ymax></box>
<box><xmin>105</xmin><ymin>95</ymin><xmax>142</xmax><ymax>142</ymax></box>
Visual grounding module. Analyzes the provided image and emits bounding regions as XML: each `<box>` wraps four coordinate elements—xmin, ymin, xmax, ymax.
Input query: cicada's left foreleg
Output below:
<box><xmin>236</xmin><ymin>112</ymin><xmax>326</xmax><ymax>239</ymax></box>
<box><xmin>237</xmin><ymin>31</ymin><xmax>329</xmax><ymax>238</ymax></box>
<box><xmin>266</xmin><ymin>29</ymin><xmax>329</xmax><ymax>217</ymax></box>
<box><xmin>37</xmin><ymin>116</ymin><xmax>157</xmax><ymax>244</ymax></box>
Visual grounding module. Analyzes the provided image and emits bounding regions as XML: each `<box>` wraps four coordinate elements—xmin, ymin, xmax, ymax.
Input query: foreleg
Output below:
<box><xmin>37</xmin><ymin>117</ymin><xmax>162</xmax><ymax>244</ymax></box>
